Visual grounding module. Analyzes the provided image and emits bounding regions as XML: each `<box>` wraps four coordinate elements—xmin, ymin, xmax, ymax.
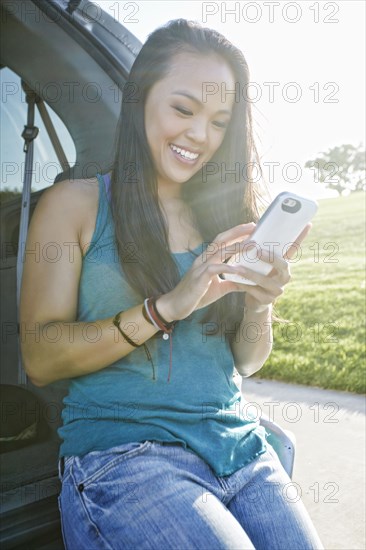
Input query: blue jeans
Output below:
<box><xmin>57</xmin><ymin>441</ymin><xmax>324</xmax><ymax>549</ymax></box>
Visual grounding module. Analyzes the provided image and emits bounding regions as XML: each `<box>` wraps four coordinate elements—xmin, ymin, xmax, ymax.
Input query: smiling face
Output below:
<box><xmin>144</xmin><ymin>52</ymin><xmax>236</xmax><ymax>196</ymax></box>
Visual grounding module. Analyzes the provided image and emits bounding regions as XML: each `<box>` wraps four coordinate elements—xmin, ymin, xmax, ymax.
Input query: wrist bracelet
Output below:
<box><xmin>113</xmin><ymin>310</ymin><xmax>140</xmax><ymax>347</ymax></box>
<box><xmin>143</xmin><ymin>298</ymin><xmax>160</xmax><ymax>330</ymax></box>
<box><xmin>113</xmin><ymin>309</ymin><xmax>156</xmax><ymax>380</ymax></box>
<box><xmin>151</xmin><ymin>296</ymin><xmax>175</xmax><ymax>328</ymax></box>
<box><xmin>142</xmin><ymin>299</ymin><xmax>154</xmax><ymax>326</ymax></box>
<box><xmin>143</xmin><ymin>297</ymin><xmax>175</xmax><ymax>383</ymax></box>
<box><xmin>144</xmin><ymin>297</ymin><xmax>175</xmax><ymax>338</ymax></box>
<box><xmin>141</xmin><ymin>297</ymin><xmax>176</xmax><ymax>383</ymax></box>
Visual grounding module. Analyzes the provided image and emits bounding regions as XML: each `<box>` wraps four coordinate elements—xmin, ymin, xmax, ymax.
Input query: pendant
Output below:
<box><xmin>162</xmin><ymin>333</ymin><xmax>170</xmax><ymax>340</ymax></box>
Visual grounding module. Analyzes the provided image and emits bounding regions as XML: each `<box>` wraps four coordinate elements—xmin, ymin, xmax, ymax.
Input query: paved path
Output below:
<box><xmin>240</xmin><ymin>378</ymin><xmax>366</xmax><ymax>550</ymax></box>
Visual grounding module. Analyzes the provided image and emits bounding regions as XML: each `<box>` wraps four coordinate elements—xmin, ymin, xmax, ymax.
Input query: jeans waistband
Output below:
<box><xmin>58</xmin><ymin>441</ymin><xmax>182</xmax><ymax>478</ymax></box>
<box><xmin>58</xmin><ymin>456</ymin><xmax>65</xmax><ymax>479</ymax></box>
<box><xmin>59</xmin><ymin>455</ymin><xmax>73</xmax><ymax>479</ymax></box>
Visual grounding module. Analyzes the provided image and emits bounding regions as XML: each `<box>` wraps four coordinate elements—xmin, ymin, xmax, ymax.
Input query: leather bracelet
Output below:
<box><xmin>151</xmin><ymin>296</ymin><xmax>175</xmax><ymax>329</ymax></box>
<box><xmin>112</xmin><ymin>309</ymin><xmax>157</xmax><ymax>381</ymax></box>
<box><xmin>142</xmin><ymin>299</ymin><xmax>153</xmax><ymax>326</ymax></box>
<box><xmin>147</xmin><ymin>297</ymin><xmax>174</xmax><ymax>334</ymax></box>
<box><xmin>143</xmin><ymin>298</ymin><xmax>159</xmax><ymax>329</ymax></box>
<box><xmin>112</xmin><ymin>310</ymin><xmax>140</xmax><ymax>347</ymax></box>
<box><xmin>143</xmin><ymin>298</ymin><xmax>175</xmax><ymax>382</ymax></box>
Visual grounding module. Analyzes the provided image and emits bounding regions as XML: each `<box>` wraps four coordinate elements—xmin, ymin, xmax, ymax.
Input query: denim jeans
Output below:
<box><xmin>57</xmin><ymin>441</ymin><xmax>324</xmax><ymax>550</ymax></box>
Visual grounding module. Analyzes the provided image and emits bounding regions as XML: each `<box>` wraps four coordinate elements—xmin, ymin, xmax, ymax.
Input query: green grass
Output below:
<box><xmin>255</xmin><ymin>191</ymin><xmax>366</xmax><ymax>394</ymax></box>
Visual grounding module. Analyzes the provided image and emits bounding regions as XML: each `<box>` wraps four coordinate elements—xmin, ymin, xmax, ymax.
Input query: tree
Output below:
<box><xmin>305</xmin><ymin>143</ymin><xmax>365</xmax><ymax>196</ymax></box>
<box><xmin>0</xmin><ymin>187</ymin><xmax>22</xmax><ymax>205</ymax></box>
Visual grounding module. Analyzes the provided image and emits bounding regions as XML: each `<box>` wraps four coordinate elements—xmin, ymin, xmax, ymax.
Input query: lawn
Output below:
<box><xmin>256</xmin><ymin>191</ymin><xmax>366</xmax><ymax>394</ymax></box>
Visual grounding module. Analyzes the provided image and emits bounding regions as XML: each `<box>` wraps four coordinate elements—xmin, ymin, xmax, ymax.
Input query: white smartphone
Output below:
<box><xmin>222</xmin><ymin>191</ymin><xmax>318</xmax><ymax>285</ymax></box>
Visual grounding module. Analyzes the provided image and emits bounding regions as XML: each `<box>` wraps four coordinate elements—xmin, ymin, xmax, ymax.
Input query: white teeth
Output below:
<box><xmin>170</xmin><ymin>144</ymin><xmax>199</xmax><ymax>160</ymax></box>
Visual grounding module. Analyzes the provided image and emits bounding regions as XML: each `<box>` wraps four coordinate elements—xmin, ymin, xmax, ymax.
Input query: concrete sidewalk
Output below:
<box><xmin>241</xmin><ymin>377</ymin><xmax>365</xmax><ymax>550</ymax></box>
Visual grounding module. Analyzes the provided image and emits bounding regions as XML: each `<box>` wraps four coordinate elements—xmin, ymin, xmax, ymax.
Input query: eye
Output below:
<box><xmin>173</xmin><ymin>105</ymin><xmax>193</xmax><ymax>116</ymax></box>
<box><xmin>212</xmin><ymin>120</ymin><xmax>228</xmax><ymax>129</ymax></box>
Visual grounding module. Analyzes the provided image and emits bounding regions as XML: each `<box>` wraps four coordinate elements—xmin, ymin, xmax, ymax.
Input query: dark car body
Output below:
<box><xmin>0</xmin><ymin>1</ymin><xmax>141</xmax><ymax>547</ymax></box>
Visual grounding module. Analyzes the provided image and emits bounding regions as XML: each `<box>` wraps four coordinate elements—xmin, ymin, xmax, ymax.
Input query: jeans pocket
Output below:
<box><xmin>72</xmin><ymin>440</ymin><xmax>152</xmax><ymax>488</ymax></box>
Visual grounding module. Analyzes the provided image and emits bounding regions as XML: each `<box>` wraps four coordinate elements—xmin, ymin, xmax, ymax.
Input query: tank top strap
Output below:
<box><xmin>100</xmin><ymin>171</ymin><xmax>112</xmax><ymax>203</ymax></box>
<box><xmin>84</xmin><ymin>173</ymin><xmax>113</xmax><ymax>258</ymax></box>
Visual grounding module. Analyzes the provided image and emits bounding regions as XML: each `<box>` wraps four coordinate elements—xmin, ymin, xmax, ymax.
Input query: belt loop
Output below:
<box><xmin>58</xmin><ymin>456</ymin><xmax>65</xmax><ymax>480</ymax></box>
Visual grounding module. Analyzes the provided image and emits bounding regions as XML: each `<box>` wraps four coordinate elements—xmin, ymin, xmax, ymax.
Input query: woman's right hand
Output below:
<box><xmin>156</xmin><ymin>223</ymin><xmax>256</xmax><ymax>322</ymax></box>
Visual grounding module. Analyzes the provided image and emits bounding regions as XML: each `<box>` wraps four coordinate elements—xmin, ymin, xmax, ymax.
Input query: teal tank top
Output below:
<box><xmin>58</xmin><ymin>173</ymin><xmax>267</xmax><ymax>476</ymax></box>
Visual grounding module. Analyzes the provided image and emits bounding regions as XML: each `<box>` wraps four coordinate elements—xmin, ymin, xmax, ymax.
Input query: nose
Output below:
<box><xmin>185</xmin><ymin>117</ymin><xmax>207</xmax><ymax>144</ymax></box>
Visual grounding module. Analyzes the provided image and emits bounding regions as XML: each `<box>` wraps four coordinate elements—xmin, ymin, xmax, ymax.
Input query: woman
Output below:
<box><xmin>20</xmin><ymin>19</ymin><xmax>323</xmax><ymax>550</ymax></box>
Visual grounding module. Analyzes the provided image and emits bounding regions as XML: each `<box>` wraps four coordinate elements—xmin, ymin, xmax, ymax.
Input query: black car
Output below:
<box><xmin>1</xmin><ymin>1</ymin><xmax>141</xmax><ymax>547</ymax></box>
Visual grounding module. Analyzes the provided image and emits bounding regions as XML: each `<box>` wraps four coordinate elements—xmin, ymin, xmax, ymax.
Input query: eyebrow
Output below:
<box><xmin>171</xmin><ymin>90</ymin><xmax>232</xmax><ymax>116</ymax></box>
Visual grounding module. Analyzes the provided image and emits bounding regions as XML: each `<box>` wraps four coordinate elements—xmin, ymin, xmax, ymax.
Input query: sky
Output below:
<box><xmin>1</xmin><ymin>1</ymin><xmax>364</xmax><ymax>200</ymax></box>
<box><xmin>93</xmin><ymin>0</ymin><xmax>366</xmax><ymax>200</ymax></box>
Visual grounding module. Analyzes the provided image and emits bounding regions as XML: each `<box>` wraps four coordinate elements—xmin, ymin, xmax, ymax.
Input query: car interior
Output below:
<box><xmin>0</xmin><ymin>0</ymin><xmax>141</xmax><ymax>546</ymax></box>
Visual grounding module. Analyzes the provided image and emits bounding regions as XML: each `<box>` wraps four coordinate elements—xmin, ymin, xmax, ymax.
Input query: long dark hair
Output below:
<box><xmin>110</xmin><ymin>19</ymin><xmax>263</xmax><ymax>335</ymax></box>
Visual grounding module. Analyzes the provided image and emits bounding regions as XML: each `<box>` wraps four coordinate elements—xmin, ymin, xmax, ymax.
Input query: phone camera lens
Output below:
<box><xmin>281</xmin><ymin>197</ymin><xmax>301</xmax><ymax>213</ymax></box>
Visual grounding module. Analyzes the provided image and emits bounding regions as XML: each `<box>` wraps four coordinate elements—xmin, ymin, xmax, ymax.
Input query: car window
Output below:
<box><xmin>0</xmin><ymin>66</ymin><xmax>76</xmax><ymax>205</ymax></box>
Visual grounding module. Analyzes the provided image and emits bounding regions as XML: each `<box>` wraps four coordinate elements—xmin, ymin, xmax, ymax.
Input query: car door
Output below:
<box><xmin>0</xmin><ymin>1</ymin><xmax>141</xmax><ymax>547</ymax></box>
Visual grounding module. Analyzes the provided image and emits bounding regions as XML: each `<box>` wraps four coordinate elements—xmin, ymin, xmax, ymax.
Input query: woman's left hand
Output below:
<box><xmin>239</xmin><ymin>223</ymin><xmax>312</xmax><ymax>312</ymax></box>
